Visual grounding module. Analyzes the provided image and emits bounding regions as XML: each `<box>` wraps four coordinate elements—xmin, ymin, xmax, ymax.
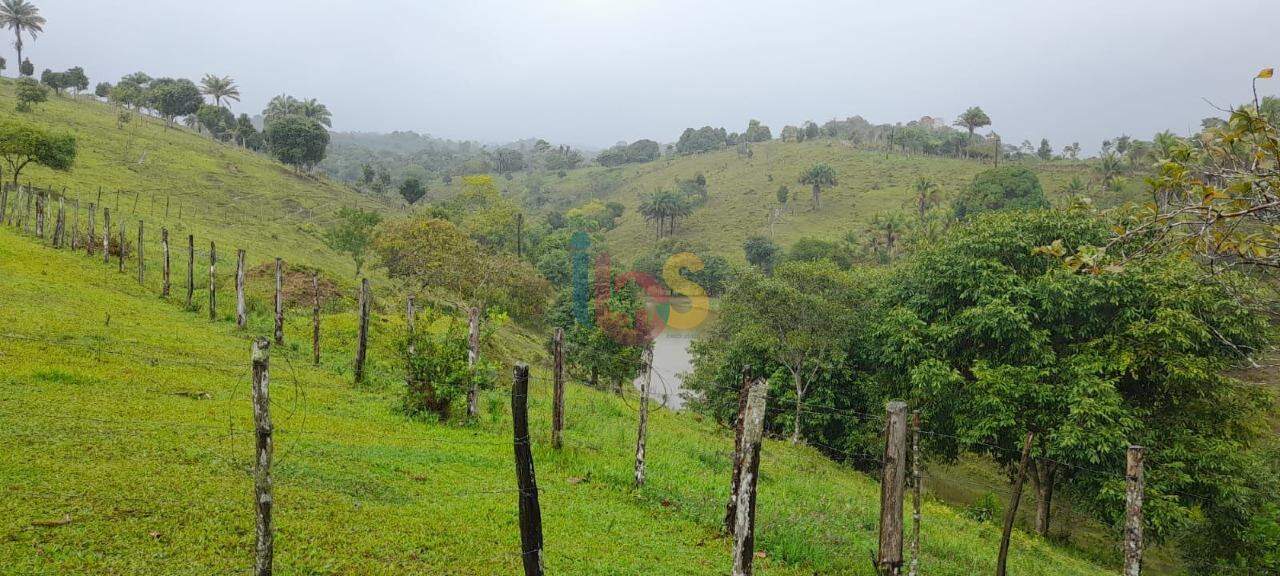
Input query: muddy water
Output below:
<box><xmin>634</xmin><ymin>328</ymin><xmax>698</xmax><ymax>410</ymax></box>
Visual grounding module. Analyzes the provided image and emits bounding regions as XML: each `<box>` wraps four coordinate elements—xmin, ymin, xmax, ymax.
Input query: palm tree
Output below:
<box><xmin>868</xmin><ymin>212</ymin><xmax>906</xmax><ymax>262</ymax></box>
<box><xmin>298</xmin><ymin>98</ymin><xmax>332</xmax><ymax>127</ymax></box>
<box><xmin>953</xmin><ymin>106</ymin><xmax>991</xmax><ymax>158</ymax></box>
<box><xmin>0</xmin><ymin>0</ymin><xmax>44</xmax><ymax>77</ymax></box>
<box><xmin>199</xmin><ymin>74</ymin><xmax>240</xmax><ymax>108</ymax></box>
<box><xmin>263</xmin><ymin>94</ymin><xmax>300</xmax><ymax>125</ymax></box>
<box><xmin>798</xmin><ymin>163</ymin><xmax>837</xmax><ymax>210</ymax></box>
<box><xmin>1095</xmin><ymin>152</ymin><xmax>1124</xmax><ymax>190</ymax></box>
<box><xmin>912</xmin><ymin>178</ymin><xmax>941</xmax><ymax>222</ymax></box>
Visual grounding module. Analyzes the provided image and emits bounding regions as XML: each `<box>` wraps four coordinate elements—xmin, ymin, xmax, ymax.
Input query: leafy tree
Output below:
<box><xmin>13</xmin><ymin>75</ymin><xmax>45</xmax><ymax>111</ymax></box>
<box><xmin>199</xmin><ymin>74</ymin><xmax>240</xmax><ymax>108</ymax></box>
<box><xmin>399</xmin><ymin>176</ymin><xmax>426</xmax><ymax>204</ymax></box>
<box><xmin>744</xmin><ymin>119</ymin><xmax>772</xmax><ymax>142</ymax></box>
<box><xmin>402</xmin><ymin>317</ymin><xmax>494</xmax><ymax>419</ymax></box>
<box><xmin>93</xmin><ymin>81</ymin><xmax>110</xmax><ymax>98</ymax></box>
<box><xmin>954</xmin><ymin>106</ymin><xmax>991</xmax><ymax>157</ymax></box>
<box><xmin>776</xmin><ymin>185</ymin><xmax>789</xmax><ymax>207</ymax></box>
<box><xmin>1062</xmin><ymin>142</ymin><xmax>1081</xmax><ymax>160</ymax></box>
<box><xmin>675</xmin><ymin>126</ymin><xmax>728</xmax><ymax>154</ymax></box>
<box><xmin>0</xmin><ymin>115</ymin><xmax>75</xmax><ymax>185</ymax></box>
<box><xmin>232</xmin><ymin>113</ymin><xmax>262</xmax><ymax>150</ymax></box>
<box><xmin>0</xmin><ymin>56</ymin><xmax>5</xmax><ymax>73</ymax></box>
<box><xmin>802</xmin><ymin>121</ymin><xmax>820</xmax><ymax>141</ymax></box>
<box><xmin>597</xmin><ymin>139</ymin><xmax>659</xmax><ymax>166</ymax></box>
<box><xmin>17</xmin><ymin>56</ymin><xmax>30</xmax><ymax>76</ymax></box>
<box><xmin>544</xmin><ymin>145</ymin><xmax>583</xmax><ymax>170</ymax></box>
<box><xmin>0</xmin><ymin>0</ymin><xmax>43</xmax><ymax>78</ymax></box>
<box><xmin>493</xmin><ymin>148</ymin><xmax>525</xmax><ymax>175</ymax></box>
<box><xmin>38</xmin><ymin>68</ymin><xmax>62</xmax><ymax>94</ymax></box>
<box><xmin>264</xmin><ymin>114</ymin><xmax>329</xmax><ymax>170</ymax></box>
<box><xmin>1036</xmin><ymin>138</ymin><xmax>1053</xmax><ymax>160</ymax></box>
<box><xmin>323</xmin><ymin>207</ymin><xmax>381</xmax><ymax>276</ymax></box>
<box><xmin>64</xmin><ymin>66</ymin><xmax>87</xmax><ymax>95</ymax></box>
<box><xmin>798</xmin><ymin>163</ymin><xmax>837</xmax><ymax>209</ymax></box>
<box><xmin>195</xmin><ymin>104</ymin><xmax>234</xmax><ymax>139</ymax></box>
<box><xmin>742</xmin><ymin>234</ymin><xmax>780</xmax><ymax>274</ymax></box>
<box><xmin>952</xmin><ymin>165</ymin><xmax>1048</xmax><ymax>220</ymax></box>
<box><xmin>147</xmin><ymin>78</ymin><xmax>202</xmax><ymax>126</ymax></box>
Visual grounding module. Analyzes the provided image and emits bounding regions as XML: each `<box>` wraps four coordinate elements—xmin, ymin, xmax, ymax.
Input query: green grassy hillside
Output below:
<box><xmin>0</xmin><ymin>225</ymin><xmax>1112</xmax><ymax>575</ymax></box>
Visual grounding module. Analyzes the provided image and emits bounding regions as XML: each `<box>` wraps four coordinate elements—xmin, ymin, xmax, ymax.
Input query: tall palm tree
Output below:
<box><xmin>0</xmin><ymin>0</ymin><xmax>44</xmax><ymax>77</ymax></box>
<box><xmin>798</xmin><ymin>163</ymin><xmax>837</xmax><ymax>210</ymax></box>
<box><xmin>953</xmin><ymin>106</ymin><xmax>991</xmax><ymax>158</ymax></box>
<box><xmin>263</xmin><ymin>94</ymin><xmax>300</xmax><ymax>125</ymax></box>
<box><xmin>298</xmin><ymin>98</ymin><xmax>332</xmax><ymax>127</ymax></box>
<box><xmin>199</xmin><ymin>74</ymin><xmax>240</xmax><ymax>108</ymax></box>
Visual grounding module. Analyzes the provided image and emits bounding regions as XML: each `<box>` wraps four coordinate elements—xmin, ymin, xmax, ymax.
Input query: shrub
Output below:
<box><xmin>962</xmin><ymin>492</ymin><xmax>1003</xmax><ymax>524</ymax></box>
<box><xmin>14</xmin><ymin>77</ymin><xmax>48</xmax><ymax>112</ymax></box>
<box><xmin>402</xmin><ymin>320</ymin><xmax>495</xmax><ymax>419</ymax></box>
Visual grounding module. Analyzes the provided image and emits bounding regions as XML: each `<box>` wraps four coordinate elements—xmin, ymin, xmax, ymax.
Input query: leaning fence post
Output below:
<box><xmin>877</xmin><ymin>401</ymin><xmax>908</xmax><ymax>575</ymax></box>
<box><xmin>635</xmin><ymin>344</ymin><xmax>653</xmax><ymax>488</ymax></box>
<box><xmin>236</xmin><ymin>249</ymin><xmax>247</xmax><ymax>328</ymax></box>
<box><xmin>511</xmin><ymin>363</ymin><xmax>544</xmax><ymax>576</ymax></box>
<box><xmin>162</xmin><ymin>228</ymin><xmax>170</xmax><ymax>297</ymax></box>
<box><xmin>908</xmin><ymin>410</ymin><xmax>922</xmax><ymax>576</ymax></box>
<box><xmin>354</xmin><ymin>278</ymin><xmax>369</xmax><ymax>384</ymax></box>
<box><xmin>274</xmin><ymin>257</ymin><xmax>284</xmax><ymax>345</ymax></box>
<box><xmin>311</xmin><ymin>274</ymin><xmax>321</xmax><ymax>366</ymax></box>
<box><xmin>209</xmin><ymin>241</ymin><xmax>217</xmax><ymax>320</ymax></box>
<box><xmin>996</xmin><ymin>430</ymin><xmax>1035</xmax><ymax>576</ymax></box>
<box><xmin>136</xmin><ymin>220</ymin><xmax>145</xmax><ymax>284</ymax></box>
<box><xmin>1124</xmin><ymin>445</ymin><xmax>1145</xmax><ymax>576</ymax></box>
<box><xmin>466</xmin><ymin>306</ymin><xmax>481</xmax><ymax>418</ymax></box>
<box><xmin>186</xmin><ymin>234</ymin><xmax>195</xmax><ymax>309</ymax></box>
<box><xmin>725</xmin><ymin>367</ymin><xmax>753</xmax><ymax>535</ymax></box>
<box><xmin>731</xmin><ymin>376</ymin><xmax>768</xmax><ymax>576</ymax></box>
<box><xmin>250</xmin><ymin>338</ymin><xmax>275</xmax><ymax>576</ymax></box>
<box><xmin>551</xmin><ymin>327</ymin><xmax>565</xmax><ymax>450</ymax></box>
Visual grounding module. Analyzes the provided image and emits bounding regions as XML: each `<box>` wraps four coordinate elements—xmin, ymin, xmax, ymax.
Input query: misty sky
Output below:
<box><xmin>27</xmin><ymin>0</ymin><xmax>1280</xmax><ymax>153</ymax></box>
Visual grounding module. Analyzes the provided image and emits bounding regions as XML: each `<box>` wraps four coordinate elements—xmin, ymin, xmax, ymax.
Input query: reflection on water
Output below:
<box><xmin>634</xmin><ymin>329</ymin><xmax>697</xmax><ymax>410</ymax></box>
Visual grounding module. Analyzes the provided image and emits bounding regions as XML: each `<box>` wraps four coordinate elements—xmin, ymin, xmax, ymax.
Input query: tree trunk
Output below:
<box><xmin>811</xmin><ymin>184</ymin><xmax>821</xmax><ymax>210</ymax></box>
<box><xmin>1032</xmin><ymin>459</ymin><xmax>1056</xmax><ymax>537</ymax></box>
<box><xmin>790</xmin><ymin>370</ymin><xmax>804</xmax><ymax>444</ymax></box>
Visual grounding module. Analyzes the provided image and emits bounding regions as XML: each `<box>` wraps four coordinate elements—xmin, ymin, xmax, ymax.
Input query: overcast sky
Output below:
<box><xmin>28</xmin><ymin>0</ymin><xmax>1280</xmax><ymax>153</ymax></box>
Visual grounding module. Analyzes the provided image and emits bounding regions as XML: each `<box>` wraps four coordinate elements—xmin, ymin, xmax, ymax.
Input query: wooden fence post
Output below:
<box><xmin>33</xmin><ymin>188</ymin><xmax>44</xmax><ymax>238</ymax></box>
<box><xmin>731</xmin><ymin>376</ymin><xmax>768</xmax><ymax>576</ymax></box>
<box><xmin>511</xmin><ymin>363</ymin><xmax>544</xmax><ymax>576</ymax></box>
<box><xmin>0</xmin><ymin>182</ymin><xmax>8</xmax><ymax>224</ymax></box>
<box><xmin>1124</xmin><ymin>445</ymin><xmax>1145</xmax><ymax>576</ymax></box>
<box><xmin>186</xmin><ymin>234</ymin><xmax>195</xmax><ymax>309</ymax></box>
<box><xmin>354</xmin><ymin>278</ymin><xmax>369</xmax><ymax>384</ymax></box>
<box><xmin>274</xmin><ymin>257</ymin><xmax>284</xmax><ymax>345</ymax></box>
<box><xmin>311</xmin><ymin>274</ymin><xmax>321</xmax><ymax>366</ymax></box>
<box><xmin>635</xmin><ymin>344</ymin><xmax>653</xmax><ymax>487</ymax></box>
<box><xmin>250</xmin><ymin>338</ymin><xmax>275</xmax><ymax>576</ymax></box>
<box><xmin>551</xmin><ymin>327</ymin><xmax>564</xmax><ymax>450</ymax></box>
<box><xmin>725</xmin><ymin>368</ymin><xmax>753</xmax><ymax>534</ymax></box>
<box><xmin>53</xmin><ymin>197</ymin><xmax>65</xmax><ymax>247</ymax></box>
<box><xmin>996</xmin><ymin>431</ymin><xmax>1035</xmax><ymax>576</ymax></box>
<box><xmin>136</xmin><ymin>220</ymin><xmax>145</xmax><ymax>284</ymax></box>
<box><xmin>70</xmin><ymin>199</ymin><xmax>79</xmax><ymax>250</ymax></box>
<box><xmin>877</xmin><ymin>401</ymin><xmax>908</xmax><ymax>576</ymax></box>
<box><xmin>908</xmin><ymin>410</ymin><xmax>922</xmax><ymax>576</ymax></box>
<box><xmin>209</xmin><ymin>241</ymin><xmax>217</xmax><ymax>320</ymax></box>
<box><xmin>102</xmin><ymin>207</ymin><xmax>111</xmax><ymax>264</ymax></box>
<box><xmin>117</xmin><ymin>221</ymin><xmax>126</xmax><ymax>273</ymax></box>
<box><xmin>86</xmin><ymin>203</ymin><xmax>96</xmax><ymax>256</ymax></box>
<box><xmin>162</xmin><ymin>228</ymin><xmax>170</xmax><ymax>297</ymax></box>
<box><xmin>466</xmin><ymin>306</ymin><xmax>480</xmax><ymax>418</ymax></box>
<box><xmin>236</xmin><ymin>249</ymin><xmax>247</xmax><ymax>328</ymax></box>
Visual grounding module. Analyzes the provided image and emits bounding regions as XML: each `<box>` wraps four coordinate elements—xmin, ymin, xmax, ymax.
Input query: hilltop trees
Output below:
<box><xmin>798</xmin><ymin>163</ymin><xmax>837</xmax><ymax>209</ymax></box>
<box><xmin>199</xmin><ymin>74</ymin><xmax>240</xmax><ymax>108</ymax></box>
<box><xmin>597</xmin><ymin>139</ymin><xmax>660</xmax><ymax>166</ymax></box>
<box><xmin>147</xmin><ymin>77</ymin><xmax>202</xmax><ymax>126</ymax></box>
<box><xmin>0</xmin><ymin>115</ymin><xmax>75</xmax><ymax>185</ymax></box>
<box><xmin>676</xmin><ymin>126</ymin><xmax>728</xmax><ymax>154</ymax></box>
<box><xmin>744</xmin><ymin>119</ymin><xmax>772</xmax><ymax>142</ymax></box>
<box><xmin>952</xmin><ymin>165</ymin><xmax>1048</xmax><ymax>220</ymax></box>
<box><xmin>264</xmin><ymin>114</ymin><xmax>329</xmax><ymax>171</ymax></box>
<box><xmin>0</xmin><ymin>0</ymin><xmax>44</xmax><ymax>78</ymax></box>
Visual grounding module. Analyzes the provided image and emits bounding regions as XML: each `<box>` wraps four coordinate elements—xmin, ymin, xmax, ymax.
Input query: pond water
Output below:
<box><xmin>634</xmin><ymin>328</ymin><xmax>698</xmax><ymax>410</ymax></box>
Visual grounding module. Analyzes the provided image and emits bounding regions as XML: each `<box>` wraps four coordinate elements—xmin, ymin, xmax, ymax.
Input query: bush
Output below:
<box><xmin>402</xmin><ymin>321</ymin><xmax>495</xmax><ymax>419</ymax></box>
<box><xmin>952</xmin><ymin>166</ymin><xmax>1048</xmax><ymax>220</ymax></box>
<box><xmin>962</xmin><ymin>492</ymin><xmax>1003</xmax><ymax>524</ymax></box>
<box><xmin>14</xmin><ymin>77</ymin><xmax>48</xmax><ymax>112</ymax></box>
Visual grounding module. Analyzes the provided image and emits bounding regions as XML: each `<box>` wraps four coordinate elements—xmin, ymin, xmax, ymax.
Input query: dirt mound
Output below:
<box><xmin>246</xmin><ymin>262</ymin><xmax>347</xmax><ymax>309</ymax></box>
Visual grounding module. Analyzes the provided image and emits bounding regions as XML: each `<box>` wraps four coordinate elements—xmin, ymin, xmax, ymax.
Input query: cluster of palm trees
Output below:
<box><xmin>1</xmin><ymin>0</ymin><xmax>44</xmax><ymax>76</ymax></box>
<box><xmin>638</xmin><ymin>189</ymin><xmax>695</xmax><ymax>238</ymax></box>
<box><xmin>263</xmin><ymin>94</ymin><xmax>332</xmax><ymax>127</ymax></box>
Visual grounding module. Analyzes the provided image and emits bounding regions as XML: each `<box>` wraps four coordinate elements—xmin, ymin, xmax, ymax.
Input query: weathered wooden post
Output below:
<box><xmin>33</xmin><ymin>188</ymin><xmax>44</xmax><ymax>238</ymax></box>
<box><xmin>161</xmin><ymin>228</ymin><xmax>170</xmax><ymax>297</ymax></box>
<box><xmin>236</xmin><ymin>249</ymin><xmax>247</xmax><ymax>328</ymax></box>
<box><xmin>511</xmin><ymin>363</ymin><xmax>544</xmax><ymax>576</ymax></box>
<box><xmin>53</xmin><ymin>197</ymin><xmax>65</xmax><ymax>247</ymax></box>
<box><xmin>117</xmin><ymin>221</ymin><xmax>126</xmax><ymax>273</ymax></box>
<box><xmin>996</xmin><ymin>431</ymin><xmax>1035</xmax><ymax>576</ymax></box>
<box><xmin>209</xmin><ymin>241</ymin><xmax>217</xmax><ymax>321</ymax></box>
<box><xmin>274</xmin><ymin>258</ymin><xmax>284</xmax><ymax>345</ymax></box>
<box><xmin>1124</xmin><ymin>445</ymin><xmax>1145</xmax><ymax>576</ymax></box>
<box><xmin>354</xmin><ymin>278</ymin><xmax>369</xmax><ymax>384</ymax></box>
<box><xmin>908</xmin><ymin>410</ymin><xmax>922</xmax><ymax>576</ymax></box>
<box><xmin>250</xmin><ymin>338</ymin><xmax>275</xmax><ymax>576</ymax></box>
<box><xmin>102</xmin><ymin>207</ymin><xmax>111</xmax><ymax>264</ymax></box>
<box><xmin>186</xmin><ymin>235</ymin><xmax>195</xmax><ymax>308</ymax></box>
<box><xmin>878</xmin><ymin>401</ymin><xmax>909</xmax><ymax>576</ymax></box>
<box><xmin>86</xmin><ymin>203</ymin><xmax>96</xmax><ymax>256</ymax></box>
<box><xmin>551</xmin><ymin>327</ymin><xmax>565</xmax><ymax>450</ymax></box>
<box><xmin>0</xmin><ymin>182</ymin><xmax>8</xmax><ymax>223</ymax></box>
<box><xmin>635</xmin><ymin>344</ymin><xmax>653</xmax><ymax>487</ymax></box>
<box><xmin>136</xmin><ymin>220</ymin><xmax>145</xmax><ymax>284</ymax></box>
<box><xmin>725</xmin><ymin>368</ymin><xmax>753</xmax><ymax>535</ymax></box>
<box><xmin>731</xmin><ymin>377</ymin><xmax>768</xmax><ymax>576</ymax></box>
<box><xmin>311</xmin><ymin>274</ymin><xmax>321</xmax><ymax>366</ymax></box>
<box><xmin>71</xmin><ymin>199</ymin><xmax>80</xmax><ymax>250</ymax></box>
<box><xmin>466</xmin><ymin>306</ymin><xmax>480</xmax><ymax>417</ymax></box>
